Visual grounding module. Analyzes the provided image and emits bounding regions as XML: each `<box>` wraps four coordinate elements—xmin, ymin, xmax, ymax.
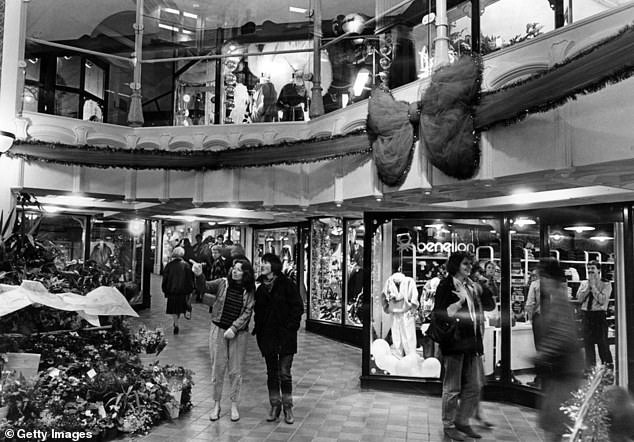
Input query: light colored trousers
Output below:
<box><xmin>209</xmin><ymin>322</ymin><xmax>248</xmax><ymax>402</ymax></box>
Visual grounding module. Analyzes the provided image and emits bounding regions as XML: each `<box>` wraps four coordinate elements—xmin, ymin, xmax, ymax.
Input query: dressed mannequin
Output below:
<box><xmin>382</xmin><ymin>271</ymin><xmax>419</xmax><ymax>357</ymax></box>
<box><xmin>252</xmin><ymin>75</ymin><xmax>278</xmax><ymax>122</ymax></box>
<box><xmin>90</xmin><ymin>239</ymin><xmax>112</xmax><ymax>266</ymax></box>
<box><xmin>277</xmin><ymin>70</ymin><xmax>309</xmax><ymax>121</ymax></box>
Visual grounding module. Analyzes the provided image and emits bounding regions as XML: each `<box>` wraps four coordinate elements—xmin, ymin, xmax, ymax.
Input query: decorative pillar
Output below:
<box><xmin>434</xmin><ymin>0</ymin><xmax>450</xmax><ymax>67</ymax></box>
<box><xmin>0</xmin><ymin>0</ymin><xmax>28</xmax><ymax>152</ymax></box>
<box><xmin>127</xmin><ymin>0</ymin><xmax>144</xmax><ymax>127</ymax></box>
<box><xmin>309</xmin><ymin>0</ymin><xmax>324</xmax><ymax>118</ymax></box>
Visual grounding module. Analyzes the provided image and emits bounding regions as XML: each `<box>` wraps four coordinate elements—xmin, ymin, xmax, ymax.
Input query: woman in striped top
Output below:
<box><xmin>194</xmin><ymin>258</ymin><xmax>255</xmax><ymax>423</ymax></box>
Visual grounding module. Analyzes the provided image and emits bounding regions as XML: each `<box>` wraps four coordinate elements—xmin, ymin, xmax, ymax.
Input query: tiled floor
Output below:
<box><xmin>125</xmin><ymin>275</ymin><xmax>543</xmax><ymax>441</ymax></box>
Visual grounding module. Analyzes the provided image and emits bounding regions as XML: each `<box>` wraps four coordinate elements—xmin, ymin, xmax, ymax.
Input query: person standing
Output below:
<box><xmin>253</xmin><ymin>253</ymin><xmax>304</xmax><ymax>424</ymax></box>
<box><xmin>531</xmin><ymin>259</ymin><xmax>583</xmax><ymax>442</ymax></box>
<box><xmin>193</xmin><ymin>258</ymin><xmax>255</xmax><ymax>422</ymax></box>
<box><xmin>433</xmin><ymin>251</ymin><xmax>486</xmax><ymax>441</ymax></box>
<box><xmin>577</xmin><ymin>260</ymin><xmax>613</xmax><ymax>369</ymax></box>
<box><xmin>161</xmin><ymin>247</ymin><xmax>194</xmax><ymax>335</ymax></box>
<box><xmin>525</xmin><ymin>270</ymin><xmax>543</xmax><ymax>387</ymax></box>
<box><xmin>209</xmin><ymin>245</ymin><xmax>228</xmax><ymax>280</ymax></box>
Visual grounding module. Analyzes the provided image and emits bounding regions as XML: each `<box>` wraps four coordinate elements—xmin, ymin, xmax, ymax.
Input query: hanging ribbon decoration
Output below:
<box><xmin>367</xmin><ymin>23</ymin><xmax>634</xmax><ymax>183</ymax></box>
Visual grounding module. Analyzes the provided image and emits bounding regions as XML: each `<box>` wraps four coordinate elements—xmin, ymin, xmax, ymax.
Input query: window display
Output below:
<box><xmin>309</xmin><ymin>218</ymin><xmax>343</xmax><ymax>323</ymax></box>
<box><xmin>345</xmin><ymin>220</ymin><xmax>364</xmax><ymax>327</ymax></box>
<box><xmin>91</xmin><ymin>219</ymin><xmax>145</xmax><ymax>306</ymax></box>
<box><xmin>253</xmin><ymin>226</ymin><xmax>299</xmax><ymax>285</ymax></box>
<box><xmin>369</xmin><ymin>217</ymin><xmax>501</xmax><ymax>380</ymax></box>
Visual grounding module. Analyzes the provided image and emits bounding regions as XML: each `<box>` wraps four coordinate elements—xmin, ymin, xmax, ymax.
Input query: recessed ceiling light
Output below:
<box><xmin>590</xmin><ymin>235</ymin><xmax>613</xmax><ymax>242</ymax></box>
<box><xmin>289</xmin><ymin>6</ymin><xmax>307</xmax><ymax>14</ymax></box>
<box><xmin>513</xmin><ymin>218</ymin><xmax>536</xmax><ymax>227</ymax></box>
<box><xmin>563</xmin><ymin>226</ymin><xmax>595</xmax><ymax>233</ymax></box>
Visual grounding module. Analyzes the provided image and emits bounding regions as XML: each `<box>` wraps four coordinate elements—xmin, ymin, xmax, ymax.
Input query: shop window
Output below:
<box><xmin>344</xmin><ymin>220</ymin><xmax>364</xmax><ymax>327</ymax></box>
<box><xmin>91</xmin><ymin>219</ymin><xmax>145</xmax><ymax>306</ymax></box>
<box><xmin>310</xmin><ymin>218</ymin><xmax>343</xmax><ymax>323</ymax></box>
<box><xmin>369</xmin><ymin>217</ymin><xmax>500</xmax><ymax>380</ymax></box>
<box><xmin>56</xmin><ymin>56</ymin><xmax>81</xmax><ymax>88</ymax></box>
<box><xmin>506</xmin><ymin>216</ymin><xmax>541</xmax><ymax>387</ymax></box>
<box><xmin>253</xmin><ymin>227</ymin><xmax>299</xmax><ymax>286</ymax></box>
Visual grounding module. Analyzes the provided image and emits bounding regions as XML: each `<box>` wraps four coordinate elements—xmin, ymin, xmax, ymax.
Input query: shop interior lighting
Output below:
<box><xmin>563</xmin><ymin>226</ymin><xmax>595</xmax><ymax>233</ymax></box>
<box><xmin>513</xmin><ymin>218</ymin><xmax>536</xmax><ymax>227</ymax></box>
<box><xmin>163</xmin><ymin>7</ymin><xmax>180</xmax><ymax>15</ymax></box>
<box><xmin>128</xmin><ymin>220</ymin><xmax>144</xmax><ymax>236</ymax></box>
<box><xmin>43</xmin><ymin>205</ymin><xmax>62</xmax><ymax>213</ymax></box>
<box><xmin>353</xmin><ymin>69</ymin><xmax>370</xmax><ymax>96</ymax></box>
<box><xmin>425</xmin><ymin>223</ymin><xmax>444</xmax><ymax>229</ymax></box>
<box><xmin>289</xmin><ymin>6</ymin><xmax>307</xmax><ymax>14</ymax></box>
<box><xmin>43</xmin><ymin>195</ymin><xmax>105</xmax><ymax>207</ymax></box>
<box><xmin>550</xmin><ymin>233</ymin><xmax>564</xmax><ymax>241</ymax></box>
<box><xmin>590</xmin><ymin>235</ymin><xmax>613</xmax><ymax>242</ymax></box>
<box><xmin>183</xmin><ymin>11</ymin><xmax>198</xmax><ymax>19</ymax></box>
<box><xmin>158</xmin><ymin>24</ymin><xmax>179</xmax><ymax>32</ymax></box>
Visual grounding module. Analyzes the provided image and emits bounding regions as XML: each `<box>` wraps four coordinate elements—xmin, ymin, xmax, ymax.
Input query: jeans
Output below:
<box><xmin>442</xmin><ymin>353</ymin><xmax>481</xmax><ymax>429</ymax></box>
<box><xmin>209</xmin><ymin>323</ymin><xmax>248</xmax><ymax>402</ymax></box>
<box><xmin>264</xmin><ymin>353</ymin><xmax>294</xmax><ymax>407</ymax></box>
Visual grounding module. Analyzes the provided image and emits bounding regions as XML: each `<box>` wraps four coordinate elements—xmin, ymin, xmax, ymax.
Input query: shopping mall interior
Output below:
<box><xmin>1</xmin><ymin>0</ymin><xmax>634</xmax><ymax>440</ymax></box>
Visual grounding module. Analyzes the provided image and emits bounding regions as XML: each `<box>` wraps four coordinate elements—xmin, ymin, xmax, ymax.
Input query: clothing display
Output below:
<box><xmin>382</xmin><ymin>272</ymin><xmax>419</xmax><ymax>357</ymax></box>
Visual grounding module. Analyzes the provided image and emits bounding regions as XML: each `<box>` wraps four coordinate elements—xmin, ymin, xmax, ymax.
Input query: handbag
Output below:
<box><xmin>426</xmin><ymin>311</ymin><xmax>459</xmax><ymax>344</ymax></box>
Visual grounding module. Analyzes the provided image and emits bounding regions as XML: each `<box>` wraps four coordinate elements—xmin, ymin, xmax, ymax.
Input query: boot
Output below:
<box><xmin>209</xmin><ymin>401</ymin><xmax>220</xmax><ymax>421</ymax></box>
<box><xmin>283</xmin><ymin>405</ymin><xmax>294</xmax><ymax>424</ymax></box>
<box><xmin>230</xmin><ymin>402</ymin><xmax>240</xmax><ymax>422</ymax></box>
<box><xmin>266</xmin><ymin>404</ymin><xmax>281</xmax><ymax>422</ymax></box>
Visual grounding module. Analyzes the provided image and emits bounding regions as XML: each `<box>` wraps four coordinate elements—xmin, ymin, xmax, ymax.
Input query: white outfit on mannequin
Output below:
<box><xmin>382</xmin><ymin>272</ymin><xmax>419</xmax><ymax>357</ymax></box>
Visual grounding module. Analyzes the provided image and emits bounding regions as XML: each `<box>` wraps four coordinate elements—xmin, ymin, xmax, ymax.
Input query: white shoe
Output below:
<box><xmin>230</xmin><ymin>402</ymin><xmax>240</xmax><ymax>422</ymax></box>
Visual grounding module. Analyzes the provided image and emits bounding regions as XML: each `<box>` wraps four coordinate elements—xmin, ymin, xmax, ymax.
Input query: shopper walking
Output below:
<box><xmin>253</xmin><ymin>253</ymin><xmax>304</xmax><ymax>424</ymax></box>
<box><xmin>532</xmin><ymin>259</ymin><xmax>583</xmax><ymax>442</ymax></box>
<box><xmin>193</xmin><ymin>258</ymin><xmax>255</xmax><ymax>422</ymax></box>
<box><xmin>161</xmin><ymin>247</ymin><xmax>194</xmax><ymax>335</ymax></box>
<box><xmin>433</xmin><ymin>251</ymin><xmax>487</xmax><ymax>441</ymax></box>
<box><xmin>210</xmin><ymin>245</ymin><xmax>228</xmax><ymax>280</ymax></box>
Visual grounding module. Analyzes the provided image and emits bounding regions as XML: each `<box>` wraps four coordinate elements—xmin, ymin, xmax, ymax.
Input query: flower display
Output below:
<box><xmin>132</xmin><ymin>327</ymin><xmax>167</xmax><ymax>355</ymax></box>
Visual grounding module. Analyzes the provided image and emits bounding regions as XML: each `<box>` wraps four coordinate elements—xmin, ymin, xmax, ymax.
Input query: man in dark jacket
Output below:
<box><xmin>253</xmin><ymin>253</ymin><xmax>304</xmax><ymax>425</ymax></box>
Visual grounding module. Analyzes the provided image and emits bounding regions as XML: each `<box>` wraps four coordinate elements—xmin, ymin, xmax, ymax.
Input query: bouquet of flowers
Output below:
<box><xmin>132</xmin><ymin>327</ymin><xmax>167</xmax><ymax>356</ymax></box>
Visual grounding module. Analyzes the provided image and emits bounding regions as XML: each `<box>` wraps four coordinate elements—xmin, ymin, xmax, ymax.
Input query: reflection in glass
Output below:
<box><xmin>344</xmin><ymin>220</ymin><xmax>364</xmax><ymax>327</ymax></box>
<box><xmin>91</xmin><ymin>219</ymin><xmax>145</xmax><ymax>306</ymax></box>
<box><xmin>254</xmin><ymin>227</ymin><xmax>299</xmax><ymax>286</ymax></box>
<box><xmin>310</xmin><ymin>218</ymin><xmax>343</xmax><ymax>323</ymax></box>
<box><xmin>55</xmin><ymin>91</ymin><xmax>79</xmax><ymax>118</ymax></box>
<box><xmin>548</xmin><ymin>222</ymin><xmax>617</xmax><ymax>376</ymax></box>
<box><xmin>56</xmin><ymin>56</ymin><xmax>81</xmax><ymax>88</ymax></box>
<box><xmin>508</xmin><ymin>217</ymin><xmax>540</xmax><ymax>387</ymax></box>
<box><xmin>84</xmin><ymin>61</ymin><xmax>105</xmax><ymax>99</ymax></box>
<box><xmin>369</xmin><ymin>218</ymin><xmax>500</xmax><ymax>380</ymax></box>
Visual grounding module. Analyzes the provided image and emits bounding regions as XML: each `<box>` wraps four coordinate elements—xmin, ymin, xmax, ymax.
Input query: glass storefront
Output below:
<box><xmin>309</xmin><ymin>218</ymin><xmax>343</xmax><ymax>323</ymax></box>
<box><xmin>22</xmin><ymin>1</ymin><xmax>626</xmax><ymax>126</ymax></box>
<box><xmin>362</xmin><ymin>207</ymin><xmax>627</xmax><ymax>405</ymax></box>
<box><xmin>253</xmin><ymin>225</ymin><xmax>300</xmax><ymax>285</ymax></box>
<box><xmin>344</xmin><ymin>219</ymin><xmax>364</xmax><ymax>327</ymax></box>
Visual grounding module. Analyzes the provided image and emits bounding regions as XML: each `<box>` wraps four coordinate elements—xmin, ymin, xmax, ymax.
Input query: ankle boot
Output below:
<box><xmin>267</xmin><ymin>404</ymin><xmax>281</xmax><ymax>422</ymax></box>
<box><xmin>209</xmin><ymin>401</ymin><xmax>220</xmax><ymax>421</ymax></box>
<box><xmin>283</xmin><ymin>405</ymin><xmax>294</xmax><ymax>424</ymax></box>
<box><xmin>230</xmin><ymin>402</ymin><xmax>240</xmax><ymax>422</ymax></box>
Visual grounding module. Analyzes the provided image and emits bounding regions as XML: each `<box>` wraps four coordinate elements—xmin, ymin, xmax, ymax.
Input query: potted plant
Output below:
<box><xmin>132</xmin><ymin>327</ymin><xmax>167</xmax><ymax>365</ymax></box>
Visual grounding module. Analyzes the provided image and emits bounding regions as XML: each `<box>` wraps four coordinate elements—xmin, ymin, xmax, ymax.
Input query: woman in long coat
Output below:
<box><xmin>253</xmin><ymin>253</ymin><xmax>304</xmax><ymax>424</ymax></box>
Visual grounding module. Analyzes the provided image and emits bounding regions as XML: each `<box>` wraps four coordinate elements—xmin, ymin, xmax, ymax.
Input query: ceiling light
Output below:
<box><xmin>208</xmin><ymin>221</ymin><xmax>216</xmax><ymax>226</ymax></box>
<box><xmin>513</xmin><ymin>218</ymin><xmax>536</xmax><ymax>227</ymax></box>
<box><xmin>183</xmin><ymin>11</ymin><xmax>198</xmax><ymax>19</ymax></box>
<box><xmin>158</xmin><ymin>23</ymin><xmax>178</xmax><ymax>32</ymax></box>
<box><xmin>425</xmin><ymin>223</ymin><xmax>444</xmax><ymax>229</ymax></box>
<box><xmin>129</xmin><ymin>219</ymin><xmax>145</xmax><ymax>236</ymax></box>
<box><xmin>45</xmin><ymin>195</ymin><xmax>104</xmax><ymax>207</ymax></box>
<box><xmin>563</xmin><ymin>226</ymin><xmax>595</xmax><ymax>233</ymax></box>
<box><xmin>289</xmin><ymin>6</ymin><xmax>307</xmax><ymax>14</ymax></box>
<box><xmin>550</xmin><ymin>233</ymin><xmax>564</xmax><ymax>241</ymax></box>
<box><xmin>590</xmin><ymin>235</ymin><xmax>613</xmax><ymax>242</ymax></box>
<box><xmin>108</xmin><ymin>227</ymin><xmax>116</xmax><ymax>232</ymax></box>
<box><xmin>164</xmin><ymin>7</ymin><xmax>180</xmax><ymax>15</ymax></box>
<box><xmin>509</xmin><ymin>230</ymin><xmax>517</xmax><ymax>234</ymax></box>
<box><xmin>43</xmin><ymin>205</ymin><xmax>62</xmax><ymax>213</ymax></box>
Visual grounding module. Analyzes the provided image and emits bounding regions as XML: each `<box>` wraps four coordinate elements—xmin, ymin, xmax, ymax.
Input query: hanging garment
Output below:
<box><xmin>383</xmin><ymin>272</ymin><xmax>419</xmax><ymax>356</ymax></box>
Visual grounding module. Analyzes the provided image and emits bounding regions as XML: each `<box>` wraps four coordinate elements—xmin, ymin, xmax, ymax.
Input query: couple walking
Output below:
<box><xmin>192</xmin><ymin>253</ymin><xmax>304</xmax><ymax>424</ymax></box>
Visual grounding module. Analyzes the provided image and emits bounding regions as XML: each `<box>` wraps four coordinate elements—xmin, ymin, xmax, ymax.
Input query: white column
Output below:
<box><xmin>0</xmin><ymin>0</ymin><xmax>28</xmax><ymax>152</ymax></box>
<box><xmin>434</xmin><ymin>0</ymin><xmax>450</xmax><ymax>67</ymax></box>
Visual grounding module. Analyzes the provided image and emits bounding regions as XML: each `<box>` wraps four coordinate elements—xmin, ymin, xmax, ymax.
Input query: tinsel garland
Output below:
<box><xmin>3</xmin><ymin>129</ymin><xmax>371</xmax><ymax>171</ymax></box>
<box><xmin>475</xmin><ymin>23</ymin><xmax>634</xmax><ymax>131</ymax></box>
<box><xmin>562</xmin><ymin>366</ymin><xmax>612</xmax><ymax>442</ymax></box>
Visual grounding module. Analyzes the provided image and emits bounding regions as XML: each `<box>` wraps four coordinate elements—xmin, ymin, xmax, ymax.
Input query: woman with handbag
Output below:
<box><xmin>193</xmin><ymin>258</ymin><xmax>255</xmax><ymax>423</ymax></box>
<box><xmin>253</xmin><ymin>253</ymin><xmax>304</xmax><ymax>424</ymax></box>
<box><xmin>433</xmin><ymin>251</ymin><xmax>493</xmax><ymax>441</ymax></box>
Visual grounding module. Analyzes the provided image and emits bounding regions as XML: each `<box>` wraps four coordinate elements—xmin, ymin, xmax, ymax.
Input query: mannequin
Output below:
<box><xmin>277</xmin><ymin>70</ymin><xmax>309</xmax><ymax>121</ymax></box>
<box><xmin>382</xmin><ymin>270</ymin><xmax>419</xmax><ymax>357</ymax></box>
<box><xmin>252</xmin><ymin>74</ymin><xmax>278</xmax><ymax>122</ymax></box>
<box><xmin>90</xmin><ymin>239</ymin><xmax>113</xmax><ymax>266</ymax></box>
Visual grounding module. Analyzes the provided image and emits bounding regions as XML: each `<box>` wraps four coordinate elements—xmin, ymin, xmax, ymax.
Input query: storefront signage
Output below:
<box><xmin>396</xmin><ymin>235</ymin><xmax>475</xmax><ymax>254</ymax></box>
